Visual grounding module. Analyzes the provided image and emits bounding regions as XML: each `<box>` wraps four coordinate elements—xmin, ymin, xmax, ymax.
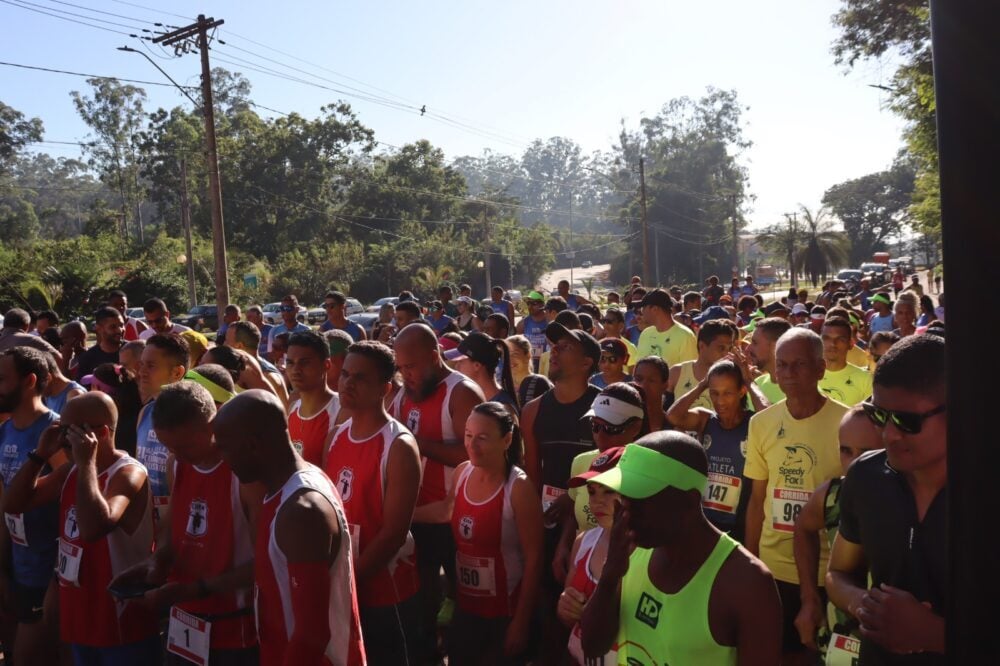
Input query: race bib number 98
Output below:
<box><xmin>772</xmin><ymin>488</ymin><xmax>810</xmax><ymax>532</ymax></box>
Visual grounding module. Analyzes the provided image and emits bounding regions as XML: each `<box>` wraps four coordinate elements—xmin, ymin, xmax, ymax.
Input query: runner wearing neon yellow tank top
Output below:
<box><xmin>666</xmin><ymin>318</ymin><xmax>738</xmax><ymax>414</ymax></box>
<box><xmin>578</xmin><ymin>434</ymin><xmax>781</xmax><ymax>665</ymax></box>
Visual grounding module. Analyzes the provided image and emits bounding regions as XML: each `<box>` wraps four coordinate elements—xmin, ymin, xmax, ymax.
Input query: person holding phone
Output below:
<box><xmin>2</xmin><ymin>391</ymin><xmax>158</xmax><ymax>663</ymax></box>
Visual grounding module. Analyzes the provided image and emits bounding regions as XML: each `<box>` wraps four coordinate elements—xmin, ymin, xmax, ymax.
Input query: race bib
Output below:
<box><xmin>772</xmin><ymin>488</ymin><xmax>811</xmax><ymax>532</ymax></box>
<box><xmin>703</xmin><ymin>473</ymin><xmax>741</xmax><ymax>515</ymax></box>
<box><xmin>541</xmin><ymin>485</ymin><xmax>567</xmax><ymax>513</ymax></box>
<box><xmin>825</xmin><ymin>632</ymin><xmax>860</xmax><ymax>666</ymax></box>
<box><xmin>4</xmin><ymin>513</ymin><xmax>27</xmax><ymax>546</ymax></box>
<box><xmin>568</xmin><ymin>624</ymin><xmax>618</xmax><ymax>666</ymax></box>
<box><xmin>456</xmin><ymin>552</ymin><xmax>497</xmax><ymax>597</ymax></box>
<box><xmin>56</xmin><ymin>538</ymin><xmax>82</xmax><ymax>586</ymax></box>
<box><xmin>167</xmin><ymin>606</ymin><xmax>212</xmax><ymax>666</ymax></box>
<box><xmin>348</xmin><ymin>523</ymin><xmax>361</xmax><ymax>562</ymax></box>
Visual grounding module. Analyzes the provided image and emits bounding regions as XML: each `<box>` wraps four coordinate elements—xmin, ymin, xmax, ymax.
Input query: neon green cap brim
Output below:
<box><xmin>589</xmin><ymin>443</ymin><xmax>706</xmax><ymax>498</ymax></box>
<box><xmin>527</xmin><ymin>291</ymin><xmax>544</xmax><ymax>301</ymax></box>
<box><xmin>183</xmin><ymin>369</ymin><xmax>236</xmax><ymax>405</ymax></box>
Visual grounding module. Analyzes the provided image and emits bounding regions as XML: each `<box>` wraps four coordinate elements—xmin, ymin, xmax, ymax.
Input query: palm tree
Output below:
<box><xmin>412</xmin><ymin>264</ymin><xmax>455</xmax><ymax>299</ymax></box>
<box><xmin>792</xmin><ymin>205</ymin><xmax>849</xmax><ymax>286</ymax></box>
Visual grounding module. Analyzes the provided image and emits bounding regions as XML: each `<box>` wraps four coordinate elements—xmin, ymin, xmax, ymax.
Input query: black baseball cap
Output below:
<box><xmin>444</xmin><ymin>331</ymin><xmax>500</xmax><ymax>366</ymax></box>
<box><xmin>639</xmin><ymin>288</ymin><xmax>675</xmax><ymax>311</ymax></box>
<box><xmin>545</xmin><ymin>322</ymin><xmax>600</xmax><ymax>367</ymax></box>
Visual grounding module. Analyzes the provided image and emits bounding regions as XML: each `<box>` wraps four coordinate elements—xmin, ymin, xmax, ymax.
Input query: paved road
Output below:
<box><xmin>538</xmin><ymin>263</ymin><xmax>612</xmax><ymax>296</ymax></box>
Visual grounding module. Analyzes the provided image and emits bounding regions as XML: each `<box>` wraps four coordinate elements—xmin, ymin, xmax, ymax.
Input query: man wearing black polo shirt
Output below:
<box><xmin>827</xmin><ymin>335</ymin><xmax>947</xmax><ymax>664</ymax></box>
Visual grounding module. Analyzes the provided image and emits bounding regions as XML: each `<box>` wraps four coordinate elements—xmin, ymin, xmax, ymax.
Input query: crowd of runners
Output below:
<box><xmin>0</xmin><ymin>272</ymin><xmax>946</xmax><ymax>665</ymax></box>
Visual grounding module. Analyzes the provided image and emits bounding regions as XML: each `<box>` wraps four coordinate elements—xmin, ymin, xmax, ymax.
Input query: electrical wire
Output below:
<box><xmin>0</xmin><ymin>0</ymin><xmax>132</xmax><ymax>34</ymax></box>
<box><xmin>0</xmin><ymin>60</ymin><xmax>200</xmax><ymax>88</ymax></box>
<box><xmin>35</xmin><ymin>0</ymin><xmax>173</xmax><ymax>27</ymax></box>
<box><xmin>110</xmin><ymin>0</ymin><xmax>191</xmax><ymax>21</ymax></box>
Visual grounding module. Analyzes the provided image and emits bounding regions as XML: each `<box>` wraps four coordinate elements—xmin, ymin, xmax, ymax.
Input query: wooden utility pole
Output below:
<box><xmin>482</xmin><ymin>214</ymin><xmax>492</xmax><ymax>298</ymax></box>
<box><xmin>179</xmin><ymin>159</ymin><xmax>197</xmax><ymax>309</ymax></box>
<box><xmin>730</xmin><ymin>193</ymin><xmax>739</xmax><ymax>280</ymax></box>
<box><xmin>784</xmin><ymin>212</ymin><xmax>798</xmax><ymax>288</ymax></box>
<box><xmin>154</xmin><ymin>15</ymin><xmax>229</xmax><ymax>310</ymax></box>
<box><xmin>639</xmin><ymin>158</ymin><xmax>650</xmax><ymax>285</ymax></box>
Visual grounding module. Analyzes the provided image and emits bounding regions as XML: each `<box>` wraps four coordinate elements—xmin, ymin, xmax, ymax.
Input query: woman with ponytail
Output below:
<box><xmin>446</xmin><ymin>331</ymin><xmax>520</xmax><ymax>411</ymax></box>
<box><xmin>445</xmin><ymin>402</ymin><xmax>542</xmax><ymax>664</ymax></box>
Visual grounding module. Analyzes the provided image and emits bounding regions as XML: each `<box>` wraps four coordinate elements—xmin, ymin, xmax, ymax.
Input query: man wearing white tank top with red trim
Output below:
<box><xmin>286</xmin><ymin>331</ymin><xmax>344</xmax><ymax>466</ymax></box>
<box><xmin>113</xmin><ymin>381</ymin><xmax>264</xmax><ymax>665</ymax></box>
<box><xmin>324</xmin><ymin>341</ymin><xmax>422</xmax><ymax>665</ymax></box>
<box><xmin>214</xmin><ymin>389</ymin><xmax>365</xmax><ymax>666</ymax></box>
<box><xmin>3</xmin><ymin>392</ymin><xmax>160</xmax><ymax>664</ymax></box>
<box><xmin>391</xmin><ymin>323</ymin><xmax>485</xmax><ymax>659</ymax></box>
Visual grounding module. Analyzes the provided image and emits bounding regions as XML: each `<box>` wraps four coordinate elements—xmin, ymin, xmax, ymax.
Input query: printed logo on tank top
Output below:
<box><xmin>3</xmin><ymin>444</ymin><xmax>17</xmax><ymax>459</ymax></box>
<box><xmin>739</xmin><ymin>439</ymin><xmax>748</xmax><ymax>457</ymax></box>
<box><xmin>186</xmin><ymin>499</ymin><xmax>208</xmax><ymax>537</ymax></box>
<box><xmin>778</xmin><ymin>446</ymin><xmax>816</xmax><ymax>488</ymax></box>
<box><xmin>335</xmin><ymin>468</ymin><xmax>354</xmax><ymax>502</ymax></box>
<box><xmin>291</xmin><ymin>440</ymin><xmax>304</xmax><ymax>456</ymax></box>
<box><xmin>458</xmin><ymin>515</ymin><xmax>474</xmax><ymax>540</ymax></box>
<box><xmin>64</xmin><ymin>506</ymin><xmax>79</xmax><ymax>539</ymax></box>
<box><xmin>635</xmin><ymin>591</ymin><xmax>662</xmax><ymax>629</ymax></box>
<box><xmin>406</xmin><ymin>408</ymin><xmax>421</xmax><ymax>435</ymax></box>
<box><xmin>702</xmin><ymin>434</ymin><xmax>713</xmax><ymax>451</ymax></box>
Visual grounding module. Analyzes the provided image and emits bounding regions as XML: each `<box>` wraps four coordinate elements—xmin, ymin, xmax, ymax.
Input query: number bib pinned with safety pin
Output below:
<box><xmin>56</xmin><ymin>538</ymin><xmax>82</xmax><ymax>586</ymax></box>
<box><xmin>167</xmin><ymin>606</ymin><xmax>212</xmax><ymax>666</ymax></box>
<box><xmin>456</xmin><ymin>552</ymin><xmax>497</xmax><ymax>597</ymax></box>
<box><xmin>703</xmin><ymin>473</ymin><xmax>741</xmax><ymax>515</ymax></box>
<box><xmin>825</xmin><ymin>632</ymin><xmax>861</xmax><ymax>666</ymax></box>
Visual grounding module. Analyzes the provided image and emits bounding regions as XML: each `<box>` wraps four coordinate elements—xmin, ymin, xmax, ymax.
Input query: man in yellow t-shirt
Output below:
<box><xmin>747</xmin><ymin>318</ymin><xmax>792</xmax><ymax>404</ymax></box>
<box><xmin>635</xmin><ymin>289</ymin><xmax>697</xmax><ymax>367</ymax></box>
<box><xmin>744</xmin><ymin>328</ymin><xmax>847</xmax><ymax>662</ymax></box>
<box><xmin>818</xmin><ymin>316</ymin><xmax>873</xmax><ymax>406</ymax></box>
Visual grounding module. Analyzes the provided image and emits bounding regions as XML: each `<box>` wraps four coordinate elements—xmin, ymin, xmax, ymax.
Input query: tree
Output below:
<box><xmin>0</xmin><ymin>101</ymin><xmax>43</xmax><ymax>169</ymax></box>
<box><xmin>71</xmin><ymin>79</ymin><xmax>148</xmax><ymax>242</ymax></box>
<box><xmin>822</xmin><ymin>159</ymin><xmax>914</xmax><ymax>266</ymax></box>
<box><xmin>793</xmin><ymin>206</ymin><xmax>849</xmax><ymax>286</ymax></box>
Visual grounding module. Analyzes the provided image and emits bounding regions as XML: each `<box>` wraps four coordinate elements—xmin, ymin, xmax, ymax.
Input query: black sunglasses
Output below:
<box><xmin>591</xmin><ymin>420</ymin><xmax>635</xmax><ymax>435</ymax></box>
<box><xmin>862</xmin><ymin>400</ymin><xmax>946</xmax><ymax>434</ymax></box>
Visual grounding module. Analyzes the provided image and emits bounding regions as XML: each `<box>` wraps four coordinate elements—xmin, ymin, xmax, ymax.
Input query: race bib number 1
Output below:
<box><xmin>167</xmin><ymin>606</ymin><xmax>212</xmax><ymax>666</ymax></box>
<box><xmin>825</xmin><ymin>632</ymin><xmax>861</xmax><ymax>666</ymax></box>
<box><xmin>456</xmin><ymin>552</ymin><xmax>497</xmax><ymax>597</ymax></box>
<box><xmin>772</xmin><ymin>488</ymin><xmax>811</xmax><ymax>532</ymax></box>
<box><xmin>56</xmin><ymin>538</ymin><xmax>82</xmax><ymax>586</ymax></box>
<box><xmin>703</xmin><ymin>473</ymin><xmax>741</xmax><ymax>515</ymax></box>
<box><xmin>4</xmin><ymin>513</ymin><xmax>27</xmax><ymax>546</ymax></box>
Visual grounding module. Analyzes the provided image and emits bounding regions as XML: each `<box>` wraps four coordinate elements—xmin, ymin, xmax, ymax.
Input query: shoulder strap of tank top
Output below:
<box><xmin>575</xmin><ymin>527</ymin><xmax>603</xmax><ymax>567</ymax></box>
<box><xmin>102</xmin><ymin>454</ymin><xmax>143</xmax><ymax>493</ymax></box>
<box><xmin>696</xmin><ymin>532</ymin><xmax>739</xmax><ymax>584</ymax></box>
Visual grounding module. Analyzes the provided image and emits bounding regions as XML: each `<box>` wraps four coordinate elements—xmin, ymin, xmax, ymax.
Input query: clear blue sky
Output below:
<box><xmin>2</xmin><ymin>0</ymin><xmax>905</xmax><ymax>228</ymax></box>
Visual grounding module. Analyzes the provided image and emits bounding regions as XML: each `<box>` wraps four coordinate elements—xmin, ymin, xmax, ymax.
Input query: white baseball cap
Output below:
<box><xmin>583</xmin><ymin>394</ymin><xmax>645</xmax><ymax>425</ymax></box>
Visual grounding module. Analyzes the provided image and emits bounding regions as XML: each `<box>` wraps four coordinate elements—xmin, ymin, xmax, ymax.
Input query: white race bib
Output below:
<box><xmin>772</xmin><ymin>488</ymin><xmax>810</xmax><ymax>533</ymax></box>
<box><xmin>4</xmin><ymin>513</ymin><xmax>27</xmax><ymax>546</ymax></box>
<box><xmin>541</xmin><ymin>484</ymin><xmax>566</xmax><ymax>513</ymax></box>
<box><xmin>456</xmin><ymin>552</ymin><xmax>497</xmax><ymax>597</ymax></box>
<box><xmin>825</xmin><ymin>632</ymin><xmax>861</xmax><ymax>666</ymax></box>
<box><xmin>703</xmin><ymin>473</ymin><xmax>741</xmax><ymax>515</ymax></box>
<box><xmin>167</xmin><ymin>606</ymin><xmax>212</xmax><ymax>666</ymax></box>
<box><xmin>56</xmin><ymin>538</ymin><xmax>82</xmax><ymax>586</ymax></box>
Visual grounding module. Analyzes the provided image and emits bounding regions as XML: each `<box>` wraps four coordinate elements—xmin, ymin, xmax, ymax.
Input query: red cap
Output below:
<box><xmin>567</xmin><ymin>446</ymin><xmax>626</xmax><ymax>488</ymax></box>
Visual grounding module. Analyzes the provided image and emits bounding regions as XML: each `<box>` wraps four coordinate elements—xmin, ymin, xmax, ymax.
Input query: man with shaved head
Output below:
<box><xmin>213</xmin><ymin>390</ymin><xmax>365</xmax><ymax>665</ymax></box>
<box><xmin>3</xmin><ymin>391</ymin><xmax>158</xmax><ymax>662</ymax></box>
<box><xmin>390</xmin><ymin>322</ymin><xmax>484</xmax><ymax>658</ymax></box>
<box><xmin>58</xmin><ymin>320</ymin><xmax>88</xmax><ymax>379</ymax></box>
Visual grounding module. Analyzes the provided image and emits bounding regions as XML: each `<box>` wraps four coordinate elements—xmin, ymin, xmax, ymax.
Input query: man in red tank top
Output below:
<box><xmin>324</xmin><ymin>341</ymin><xmax>422</xmax><ymax>664</ymax></box>
<box><xmin>391</xmin><ymin>323</ymin><xmax>485</xmax><ymax>659</ymax></box>
<box><xmin>108</xmin><ymin>290</ymin><xmax>148</xmax><ymax>342</ymax></box>
<box><xmin>286</xmin><ymin>331</ymin><xmax>343</xmax><ymax>465</ymax></box>
<box><xmin>2</xmin><ymin>392</ymin><xmax>160</xmax><ymax>663</ymax></box>
<box><xmin>214</xmin><ymin>389</ymin><xmax>366</xmax><ymax>666</ymax></box>
<box><xmin>113</xmin><ymin>381</ymin><xmax>264</xmax><ymax>665</ymax></box>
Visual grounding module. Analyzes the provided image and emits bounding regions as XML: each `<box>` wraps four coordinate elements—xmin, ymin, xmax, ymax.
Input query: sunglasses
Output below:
<box><xmin>862</xmin><ymin>400</ymin><xmax>946</xmax><ymax>434</ymax></box>
<box><xmin>600</xmin><ymin>355</ymin><xmax>619</xmax><ymax>363</ymax></box>
<box><xmin>279</xmin><ymin>305</ymin><xmax>297</xmax><ymax>312</ymax></box>
<box><xmin>591</xmin><ymin>420</ymin><xmax>635</xmax><ymax>435</ymax></box>
<box><xmin>323</xmin><ymin>303</ymin><xmax>340</xmax><ymax>309</ymax></box>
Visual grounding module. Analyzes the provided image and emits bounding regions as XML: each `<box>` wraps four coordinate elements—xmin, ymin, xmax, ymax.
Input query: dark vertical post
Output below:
<box><xmin>639</xmin><ymin>158</ymin><xmax>650</xmax><ymax>285</ymax></box>
<box><xmin>930</xmin><ymin>0</ymin><xmax>1000</xmax><ymax>661</ymax></box>
<box><xmin>179</xmin><ymin>159</ymin><xmax>197</xmax><ymax>309</ymax></box>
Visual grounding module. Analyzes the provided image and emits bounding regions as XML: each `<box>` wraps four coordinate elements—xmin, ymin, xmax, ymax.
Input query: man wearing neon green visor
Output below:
<box><xmin>579</xmin><ymin>432</ymin><xmax>781</xmax><ymax>665</ymax></box>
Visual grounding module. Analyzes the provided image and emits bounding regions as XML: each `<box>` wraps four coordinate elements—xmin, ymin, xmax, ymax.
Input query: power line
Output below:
<box><xmin>0</xmin><ymin>60</ymin><xmax>200</xmax><ymax>88</ymax></box>
<box><xmin>111</xmin><ymin>0</ymin><xmax>191</xmax><ymax>21</ymax></box>
<box><xmin>0</xmin><ymin>0</ymin><xmax>131</xmax><ymax>34</ymax></box>
<box><xmin>38</xmin><ymin>0</ymin><xmax>175</xmax><ymax>26</ymax></box>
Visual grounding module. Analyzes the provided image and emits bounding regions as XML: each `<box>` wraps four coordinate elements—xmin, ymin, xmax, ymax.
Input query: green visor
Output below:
<box><xmin>589</xmin><ymin>443</ymin><xmax>707</xmax><ymax>498</ymax></box>
<box><xmin>183</xmin><ymin>369</ymin><xmax>236</xmax><ymax>405</ymax></box>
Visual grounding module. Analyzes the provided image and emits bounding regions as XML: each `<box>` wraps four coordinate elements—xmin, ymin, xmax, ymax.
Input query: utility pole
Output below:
<box><xmin>154</xmin><ymin>15</ymin><xmax>229</xmax><ymax>310</ymax></box>
<box><xmin>569</xmin><ymin>191</ymin><xmax>574</xmax><ymax>290</ymax></box>
<box><xmin>179</xmin><ymin>159</ymin><xmax>197</xmax><ymax>309</ymax></box>
<box><xmin>784</xmin><ymin>212</ymin><xmax>799</xmax><ymax>288</ymax></box>
<box><xmin>482</xmin><ymin>214</ymin><xmax>492</xmax><ymax>297</ymax></box>
<box><xmin>730</xmin><ymin>193</ymin><xmax>739</xmax><ymax>280</ymax></box>
<box><xmin>639</xmin><ymin>158</ymin><xmax>651</xmax><ymax>285</ymax></box>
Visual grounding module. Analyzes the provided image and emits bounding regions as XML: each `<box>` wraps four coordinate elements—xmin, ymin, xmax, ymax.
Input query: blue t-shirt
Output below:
<box><xmin>523</xmin><ymin>316</ymin><xmax>548</xmax><ymax>361</ymax></box>
<box><xmin>136</xmin><ymin>401</ymin><xmax>169</xmax><ymax>505</ymax></box>
<box><xmin>319</xmin><ymin>319</ymin><xmax>365</xmax><ymax>342</ymax></box>
<box><xmin>870</xmin><ymin>313</ymin><xmax>894</xmax><ymax>333</ymax></box>
<box><xmin>565</xmin><ymin>294</ymin><xmax>580</xmax><ymax>311</ymax></box>
<box><xmin>490</xmin><ymin>301</ymin><xmax>509</xmax><ymax>315</ymax></box>
<box><xmin>589</xmin><ymin>372</ymin><xmax>633</xmax><ymax>390</ymax></box>
<box><xmin>0</xmin><ymin>410</ymin><xmax>60</xmax><ymax>588</ymax></box>
<box><xmin>257</xmin><ymin>324</ymin><xmax>273</xmax><ymax>358</ymax></box>
<box><xmin>267</xmin><ymin>322</ymin><xmax>311</xmax><ymax>353</ymax></box>
<box><xmin>43</xmin><ymin>381</ymin><xmax>85</xmax><ymax>415</ymax></box>
<box><xmin>430</xmin><ymin>315</ymin><xmax>455</xmax><ymax>335</ymax></box>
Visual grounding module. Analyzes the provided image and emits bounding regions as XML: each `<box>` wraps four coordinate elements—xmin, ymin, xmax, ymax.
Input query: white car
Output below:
<box><xmin>262</xmin><ymin>302</ymin><xmax>307</xmax><ymax>325</ymax></box>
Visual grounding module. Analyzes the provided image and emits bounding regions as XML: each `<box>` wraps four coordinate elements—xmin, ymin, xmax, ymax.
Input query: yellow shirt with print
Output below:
<box><xmin>754</xmin><ymin>373</ymin><xmax>786</xmax><ymax>404</ymax></box>
<box><xmin>617</xmin><ymin>336</ymin><xmax>640</xmax><ymax>371</ymax></box>
<box><xmin>567</xmin><ymin>450</ymin><xmax>601</xmax><ymax>532</ymax></box>
<box><xmin>847</xmin><ymin>345</ymin><xmax>869</xmax><ymax>370</ymax></box>
<box><xmin>636</xmin><ymin>322</ymin><xmax>698</xmax><ymax>367</ymax></box>
<box><xmin>743</xmin><ymin>397</ymin><xmax>847</xmax><ymax>584</ymax></box>
<box><xmin>819</xmin><ymin>363</ymin><xmax>873</xmax><ymax>407</ymax></box>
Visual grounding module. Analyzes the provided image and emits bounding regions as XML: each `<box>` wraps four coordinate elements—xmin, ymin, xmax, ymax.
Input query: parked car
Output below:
<box><xmin>366</xmin><ymin>296</ymin><xmax>400</xmax><ymax>313</ymax></box>
<box><xmin>262</xmin><ymin>302</ymin><xmax>307</xmax><ymax>325</ymax></box>
<box><xmin>348</xmin><ymin>312</ymin><xmax>381</xmax><ymax>337</ymax></box>
<box><xmin>344</xmin><ymin>298</ymin><xmax>364</xmax><ymax>316</ymax></box>
<box><xmin>837</xmin><ymin>269</ymin><xmax>863</xmax><ymax>283</ymax></box>
<box><xmin>173</xmin><ymin>304</ymin><xmax>218</xmax><ymax>331</ymax></box>
<box><xmin>581</xmin><ymin>260</ymin><xmax>593</xmax><ymax>269</ymax></box>
<box><xmin>125</xmin><ymin>307</ymin><xmax>145</xmax><ymax>322</ymax></box>
<box><xmin>306</xmin><ymin>307</ymin><xmax>326</xmax><ymax>325</ymax></box>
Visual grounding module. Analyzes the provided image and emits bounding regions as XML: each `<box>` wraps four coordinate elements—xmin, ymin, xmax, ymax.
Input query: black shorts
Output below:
<box><xmin>11</xmin><ymin>580</ymin><xmax>47</xmax><ymax>624</ymax></box>
<box><xmin>411</xmin><ymin>522</ymin><xmax>456</xmax><ymax>580</ymax></box>
<box><xmin>776</xmin><ymin>580</ymin><xmax>827</xmax><ymax>654</ymax></box>
<box><xmin>447</xmin><ymin>609</ymin><xmax>532</xmax><ymax>666</ymax></box>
